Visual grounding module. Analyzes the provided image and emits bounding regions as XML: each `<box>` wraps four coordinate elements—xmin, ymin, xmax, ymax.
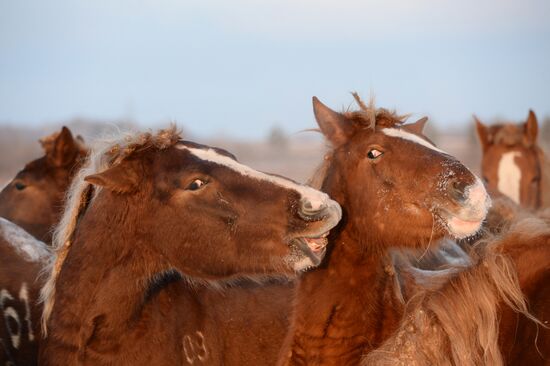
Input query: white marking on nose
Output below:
<box><xmin>178</xmin><ymin>145</ymin><xmax>333</xmax><ymax>209</ymax></box>
<box><xmin>497</xmin><ymin>152</ymin><xmax>521</xmax><ymax>204</ymax></box>
<box><xmin>466</xmin><ymin>178</ymin><xmax>488</xmax><ymax>207</ymax></box>
<box><xmin>464</xmin><ymin>177</ymin><xmax>491</xmax><ymax>217</ymax></box>
<box><xmin>302</xmin><ymin>197</ymin><xmax>326</xmax><ymax>213</ymax></box>
<box><xmin>0</xmin><ymin>218</ymin><xmax>51</xmax><ymax>262</ymax></box>
<box><xmin>381</xmin><ymin>128</ymin><xmax>447</xmax><ymax>154</ymax></box>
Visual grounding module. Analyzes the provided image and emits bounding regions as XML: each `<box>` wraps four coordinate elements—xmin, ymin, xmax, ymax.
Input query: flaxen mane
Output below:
<box><xmin>40</xmin><ymin>125</ymin><xmax>182</xmax><ymax>334</ymax></box>
<box><xmin>363</xmin><ymin>232</ymin><xmax>537</xmax><ymax>366</ymax></box>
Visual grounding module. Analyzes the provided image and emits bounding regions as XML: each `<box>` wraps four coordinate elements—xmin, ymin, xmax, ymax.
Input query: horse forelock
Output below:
<box><xmin>345</xmin><ymin>93</ymin><xmax>408</xmax><ymax>131</ymax></box>
<box><xmin>491</xmin><ymin>123</ymin><xmax>530</xmax><ymax>147</ymax></box>
<box><xmin>40</xmin><ymin>125</ymin><xmax>183</xmax><ymax>335</ymax></box>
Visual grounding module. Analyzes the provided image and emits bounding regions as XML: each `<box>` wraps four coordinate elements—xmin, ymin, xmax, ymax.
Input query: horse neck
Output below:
<box><xmin>283</xmin><ymin>226</ymin><xmax>403</xmax><ymax>365</ymax></box>
<box><xmin>48</xmin><ymin>195</ymin><xmax>169</xmax><ymax>344</ymax></box>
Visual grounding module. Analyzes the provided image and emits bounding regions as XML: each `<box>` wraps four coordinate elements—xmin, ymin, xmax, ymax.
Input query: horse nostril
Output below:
<box><xmin>449</xmin><ymin>180</ymin><xmax>468</xmax><ymax>201</ymax></box>
<box><xmin>300</xmin><ymin>197</ymin><xmax>326</xmax><ymax>217</ymax></box>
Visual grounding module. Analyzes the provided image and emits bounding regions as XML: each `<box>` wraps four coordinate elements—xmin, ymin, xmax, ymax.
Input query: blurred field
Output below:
<box><xmin>1</xmin><ymin>117</ymin><xmax>549</xmax><ymax>187</ymax></box>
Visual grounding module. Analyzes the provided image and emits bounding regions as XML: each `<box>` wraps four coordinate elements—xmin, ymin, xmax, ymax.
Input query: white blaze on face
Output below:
<box><xmin>497</xmin><ymin>151</ymin><xmax>522</xmax><ymax>204</ymax></box>
<box><xmin>0</xmin><ymin>218</ymin><xmax>51</xmax><ymax>262</ymax></box>
<box><xmin>178</xmin><ymin>145</ymin><xmax>339</xmax><ymax>215</ymax></box>
<box><xmin>381</xmin><ymin>128</ymin><xmax>448</xmax><ymax>154</ymax></box>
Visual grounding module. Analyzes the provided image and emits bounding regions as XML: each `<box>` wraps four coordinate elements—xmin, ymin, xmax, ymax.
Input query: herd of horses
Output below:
<box><xmin>0</xmin><ymin>94</ymin><xmax>549</xmax><ymax>365</ymax></box>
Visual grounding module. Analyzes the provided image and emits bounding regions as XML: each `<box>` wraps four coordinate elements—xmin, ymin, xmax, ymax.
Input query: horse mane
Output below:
<box><xmin>39</xmin><ymin>125</ymin><xmax>182</xmax><ymax>335</ymax></box>
<box><xmin>364</xmin><ymin>218</ymin><xmax>545</xmax><ymax>366</ymax></box>
<box><xmin>345</xmin><ymin>92</ymin><xmax>409</xmax><ymax>130</ymax></box>
<box><xmin>490</xmin><ymin>123</ymin><xmax>525</xmax><ymax>146</ymax></box>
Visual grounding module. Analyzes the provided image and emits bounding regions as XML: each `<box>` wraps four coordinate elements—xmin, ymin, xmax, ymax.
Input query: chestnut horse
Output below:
<box><xmin>0</xmin><ymin>126</ymin><xmax>87</xmax><ymax>243</ymax></box>
<box><xmin>278</xmin><ymin>96</ymin><xmax>537</xmax><ymax>365</ymax></box>
<box><xmin>0</xmin><ymin>218</ymin><xmax>50</xmax><ymax>365</ymax></box>
<box><xmin>476</xmin><ymin>110</ymin><xmax>550</xmax><ymax>210</ymax></box>
<box><xmin>39</xmin><ymin>127</ymin><xmax>342</xmax><ymax>365</ymax></box>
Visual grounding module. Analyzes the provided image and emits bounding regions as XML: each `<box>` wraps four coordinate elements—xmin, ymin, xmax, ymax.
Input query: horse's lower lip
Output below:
<box><xmin>293</xmin><ymin>235</ymin><xmax>329</xmax><ymax>265</ymax></box>
<box><xmin>438</xmin><ymin>207</ymin><xmax>485</xmax><ymax>225</ymax></box>
<box><xmin>443</xmin><ymin>214</ymin><xmax>484</xmax><ymax>238</ymax></box>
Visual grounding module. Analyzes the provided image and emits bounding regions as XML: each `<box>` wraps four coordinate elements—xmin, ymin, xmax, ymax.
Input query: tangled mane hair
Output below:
<box><xmin>39</xmin><ymin>125</ymin><xmax>182</xmax><ymax>335</ymax></box>
<box><xmin>364</xmin><ymin>219</ymin><xmax>545</xmax><ymax>366</ymax></box>
<box><xmin>343</xmin><ymin>92</ymin><xmax>410</xmax><ymax>131</ymax></box>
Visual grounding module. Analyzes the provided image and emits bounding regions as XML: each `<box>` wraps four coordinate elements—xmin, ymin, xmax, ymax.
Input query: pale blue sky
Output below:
<box><xmin>1</xmin><ymin>0</ymin><xmax>549</xmax><ymax>138</ymax></box>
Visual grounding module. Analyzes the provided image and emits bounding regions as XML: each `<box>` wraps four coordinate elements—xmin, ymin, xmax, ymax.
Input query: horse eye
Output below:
<box><xmin>367</xmin><ymin>149</ymin><xmax>383</xmax><ymax>160</ymax></box>
<box><xmin>186</xmin><ymin>179</ymin><xmax>206</xmax><ymax>191</ymax></box>
<box><xmin>14</xmin><ymin>182</ymin><xmax>27</xmax><ymax>191</ymax></box>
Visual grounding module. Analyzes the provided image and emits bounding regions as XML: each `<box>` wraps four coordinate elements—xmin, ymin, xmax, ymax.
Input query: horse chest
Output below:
<box><xmin>285</xmin><ymin>263</ymin><xmax>395</xmax><ymax>365</ymax></box>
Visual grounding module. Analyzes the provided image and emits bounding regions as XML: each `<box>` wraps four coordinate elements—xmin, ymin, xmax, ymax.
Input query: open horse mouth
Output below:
<box><xmin>297</xmin><ymin>233</ymin><xmax>330</xmax><ymax>262</ymax></box>
<box><xmin>288</xmin><ymin>200</ymin><xmax>341</xmax><ymax>271</ymax></box>
<box><xmin>289</xmin><ymin>231</ymin><xmax>331</xmax><ymax>271</ymax></box>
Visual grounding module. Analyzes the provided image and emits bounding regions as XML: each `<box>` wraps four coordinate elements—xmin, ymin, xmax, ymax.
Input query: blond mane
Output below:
<box><xmin>364</xmin><ymin>218</ymin><xmax>546</xmax><ymax>366</ymax></box>
<box><xmin>40</xmin><ymin>125</ymin><xmax>182</xmax><ymax>335</ymax></box>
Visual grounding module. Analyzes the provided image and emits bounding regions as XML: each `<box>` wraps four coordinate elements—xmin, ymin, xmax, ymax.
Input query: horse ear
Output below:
<box><xmin>84</xmin><ymin>160</ymin><xmax>141</xmax><ymax>194</ymax></box>
<box><xmin>49</xmin><ymin>126</ymin><xmax>79</xmax><ymax>167</ymax></box>
<box><xmin>474</xmin><ymin>116</ymin><xmax>491</xmax><ymax>151</ymax></box>
<box><xmin>312</xmin><ymin>97</ymin><xmax>353</xmax><ymax>147</ymax></box>
<box><xmin>524</xmin><ymin>110</ymin><xmax>538</xmax><ymax>146</ymax></box>
<box><xmin>404</xmin><ymin>117</ymin><xmax>428</xmax><ymax>135</ymax></box>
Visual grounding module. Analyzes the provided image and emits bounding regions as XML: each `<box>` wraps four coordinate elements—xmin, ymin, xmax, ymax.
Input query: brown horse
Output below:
<box><xmin>493</xmin><ymin>214</ymin><xmax>550</xmax><ymax>365</ymax></box>
<box><xmin>0</xmin><ymin>218</ymin><xmax>51</xmax><ymax>365</ymax></box>
<box><xmin>276</xmin><ymin>95</ymin><xmax>539</xmax><ymax>365</ymax></box>
<box><xmin>476</xmin><ymin>110</ymin><xmax>550</xmax><ymax>210</ymax></box>
<box><xmin>0</xmin><ymin>127</ymin><xmax>87</xmax><ymax>243</ymax></box>
<box><xmin>39</xmin><ymin>126</ymin><xmax>342</xmax><ymax>365</ymax></box>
